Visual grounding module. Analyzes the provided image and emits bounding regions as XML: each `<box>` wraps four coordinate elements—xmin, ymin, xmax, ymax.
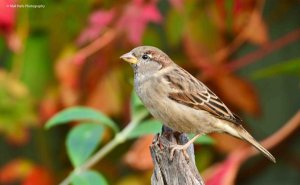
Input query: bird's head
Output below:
<box><xmin>120</xmin><ymin>46</ymin><xmax>173</xmax><ymax>76</ymax></box>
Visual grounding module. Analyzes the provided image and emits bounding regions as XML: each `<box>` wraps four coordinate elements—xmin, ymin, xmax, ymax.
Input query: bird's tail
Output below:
<box><xmin>237</xmin><ymin>126</ymin><xmax>276</xmax><ymax>163</ymax></box>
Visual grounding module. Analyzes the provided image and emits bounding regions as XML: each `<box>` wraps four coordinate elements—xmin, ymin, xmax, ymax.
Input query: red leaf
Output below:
<box><xmin>211</xmin><ymin>133</ymin><xmax>246</xmax><ymax>154</ymax></box>
<box><xmin>243</xmin><ymin>10</ymin><xmax>269</xmax><ymax>45</ymax></box>
<box><xmin>214</xmin><ymin>0</ymin><xmax>256</xmax><ymax>34</ymax></box>
<box><xmin>0</xmin><ymin>159</ymin><xmax>33</xmax><ymax>184</ymax></box>
<box><xmin>22</xmin><ymin>167</ymin><xmax>53</xmax><ymax>185</ymax></box>
<box><xmin>123</xmin><ymin>135</ymin><xmax>154</xmax><ymax>170</ymax></box>
<box><xmin>7</xmin><ymin>127</ymin><xmax>30</xmax><ymax>145</ymax></box>
<box><xmin>77</xmin><ymin>9</ymin><xmax>116</xmax><ymax>45</ymax></box>
<box><xmin>0</xmin><ymin>160</ymin><xmax>53</xmax><ymax>185</ymax></box>
<box><xmin>6</xmin><ymin>32</ymin><xmax>22</xmax><ymax>53</ymax></box>
<box><xmin>118</xmin><ymin>0</ymin><xmax>162</xmax><ymax>44</ymax></box>
<box><xmin>85</xmin><ymin>67</ymin><xmax>122</xmax><ymax>115</ymax></box>
<box><xmin>55</xmin><ymin>55</ymin><xmax>80</xmax><ymax>106</ymax></box>
<box><xmin>142</xmin><ymin>1</ymin><xmax>162</xmax><ymax>22</ymax></box>
<box><xmin>204</xmin><ymin>153</ymin><xmax>245</xmax><ymax>185</ymax></box>
<box><xmin>0</xmin><ymin>0</ymin><xmax>16</xmax><ymax>34</ymax></box>
<box><xmin>168</xmin><ymin>0</ymin><xmax>183</xmax><ymax>11</ymax></box>
<box><xmin>205</xmin><ymin>157</ymin><xmax>237</xmax><ymax>185</ymax></box>
<box><xmin>0</xmin><ymin>0</ymin><xmax>22</xmax><ymax>52</ymax></box>
<box><xmin>210</xmin><ymin>73</ymin><xmax>261</xmax><ymax>116</ymax></box>
<box><xmin>39</xmin><ymin>92</ymin><xmax>60</xmax><ymax>123</ymax></box>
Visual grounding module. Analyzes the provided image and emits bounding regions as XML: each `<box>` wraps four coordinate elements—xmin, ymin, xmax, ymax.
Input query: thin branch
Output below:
<box><xmin>73</xmin><ymin>29</ymin><xmax>118</xmax><ymax>64</ymax></box>
<box><xmin>226</xmin><ymin>28</ymin><xmax>300</xmax><ymax>72</ymax></box>
<box><xmin>251</xmin><ymin>110</ymin><xmax>300</xmax><ymax>156</ymax></box>
<box><xmin>214</xmin><ymin>0</ymin><xmax>266</xmax><ymax>64</ymax></box>
<box><xmin>203</xmin><ymin>110</ymin><xmax>300</xmax><ymax>185</ymax></box>
<box><xmin>234</xmin><ymin>110</ymin><xmax>300</xmax><ymax>161</ymax></box>
<box><xmin>235</xmin><ymin>110</ymin><xmax>300</xmax><ymax>160</ymax></box>
<box><xmin>82</xmin><ymin>110</ymin><xmax>148</xmax><ymax>171</ymax></box>
<box><xmin>59</xmin><ymin>110</ymin><xmax>148</xmax><ymax>185</ymax></box>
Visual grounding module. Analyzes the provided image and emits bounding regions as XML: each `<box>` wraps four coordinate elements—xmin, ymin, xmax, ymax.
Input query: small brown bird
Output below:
<box><xmin>120</xmin><ymin>46</ymin><xmax>275</xmax><ymax>163</ymax></box>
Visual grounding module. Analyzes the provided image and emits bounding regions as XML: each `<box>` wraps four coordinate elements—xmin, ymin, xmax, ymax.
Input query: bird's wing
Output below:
<box><xmin>163</xmin><ymin>67</ymin><xmax>242</xmax><ymax>125</ymax></box>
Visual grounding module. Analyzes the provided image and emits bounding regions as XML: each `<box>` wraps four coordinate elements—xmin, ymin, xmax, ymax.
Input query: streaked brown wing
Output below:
<box><xmin>164</xmin><ymin>68</ymin><xmax>242</xmax><ymax>125</ymax></box>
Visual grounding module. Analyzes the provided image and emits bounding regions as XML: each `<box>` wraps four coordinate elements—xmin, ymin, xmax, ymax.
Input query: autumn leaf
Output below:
<box><xmin>0</xmin><ymin>71</ymin><xmax>37</xmax><ymax>144</ymax></box>
<box><xmin>203</xmin><ymin>146</ymin><xmax>253</xmax><ymax>185</ymax></box>
<box><xmin>118</xmin><ymin>0</ymin><xmax>162</xmax><ymax>44</ymax></box>
<box><xmin>123</xmin><ymin>135</ymin><xmax>154</xmax><ymax>170</ymax></box>
<box><xmin>77</xmin><ymin>9</ymin><xmax>116</xmax><ymax>45</ymax></box>
<box><xmin>243</xmin><ymin>10</ymin><xmax>269</xmax><ymax>45</ymax></box>
<box><xmin>85</xmin><ymin>67</ymin><xmax>122</xmax><ymax>116</ymax></box>
<box><xmin>215</xmin><ymin>0</ymin><xmax>255</xmax><ymax>33</ymax></box>
<box><xmin>168</xmin><ymin>0</ymin><xmax>184</xmax><ymax>11</ymax></box>
<box><xmin>210</xmin><ymin>72</ymin><xmax>261</xmax><ymax>116</ymax></box>
<box><xmin>0</xmin><ymin>159</ymin><xmax>33</xmax><ymax>184</ymax></box>
<box><xmin>210</xmin><ymin>133</ymin><xmax>246</xmax><ymax>154</ymax></box>
<box><xmin>183</xmin><ymin>34</ymin><xmax>215</xmax><ymax>72</ymax></box>
<box><xmin>55</xmin><ymin>46</ymin><xmax>81</xmax><ymax>106</ymax></box>
<box><xmin>22</xmin><ymin>167</ymin><xmax>53</xmax><ymax>185</ymax></box>
<box><xmin>0</xmin><ymin>0</ymin><xmax>16</xmax><ymax>34</ymax></box>
<box><xmin>0</xmin><ymin>0</ymin><xmax>22</xmax><ymax>52</ymax></box>
<box><xmin>214</xmin><ymin>0</ymin><xmax>269</xmax><ymax>47</ymax></box>
<box><xmin>39</xmin><ymin>91</ymin><xmax>60</xmax><ymax>123</ymax></box>
<box><xmin>0</xmin><ymin>160</ymin><xmax>53</xmax><ymax>185</ymax></box>
<box><xmin>204</xmin><ymin>155</ymin><xmax>242</xmax><ymax>185</ymax></box>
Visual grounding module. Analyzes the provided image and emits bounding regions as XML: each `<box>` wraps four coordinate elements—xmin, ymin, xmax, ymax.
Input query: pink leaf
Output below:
<box><xmin>0</xmin><ymin>0</ymin><xmax>17</xmax><ymax>34</ymax></box>
<box><xmin>168</xmin><ymin>0</ymin><xmax>184</xmax><ymax>11</ymax></box>
<box><xmin>204</xmin><ymin>153</ymin><xmax>245</xmax><ymax>185</ymax></box>
<box><xmin>142</xmin><ymin>4</ymin><xmax>162</xmax><ymax>23</ymax></box>
<box><xmin>90</xmin><ymin>10</ymin><xmax>116</xmax><ymax>26</ymax></box>
<box><xmin>118</xmin><ymin>0</ymin><xmax>162</xmax><ymax>44</ymax></box>
<box><xmin>206</xmin><ymin>159</ymin><xmax>235</xmax><ymax>185</ymax></box>
<box><xmin>77</xmin><ymin>9</ymin><xmax>115</xmax><ymax>44</ymax></box>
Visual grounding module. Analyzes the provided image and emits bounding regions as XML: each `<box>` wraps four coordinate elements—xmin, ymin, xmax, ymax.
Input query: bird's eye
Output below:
<box><xmin>142</xmin><ymin>54</ymin><xmax>149</xmax><ymax>60</ymax></box>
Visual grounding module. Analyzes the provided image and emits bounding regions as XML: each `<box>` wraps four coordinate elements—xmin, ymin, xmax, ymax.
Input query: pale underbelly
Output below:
<box><xmin>144</xmin><ymin>96</ymin><xmax>220</xmax><ymax>134</ymax></box>
<box><xmin>135</xmin><ymin>77</ymin><xmax>221</xmax><ymax>134</ymax></box>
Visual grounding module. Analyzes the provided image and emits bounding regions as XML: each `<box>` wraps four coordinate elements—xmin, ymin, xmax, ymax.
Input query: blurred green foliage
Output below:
<box><xmin>0</xmin><ymin>0</ymin><xmax>299</xmax><ymax>185</ymax></box>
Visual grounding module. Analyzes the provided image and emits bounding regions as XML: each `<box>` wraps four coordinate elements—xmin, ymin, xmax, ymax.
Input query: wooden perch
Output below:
<box><xmin>150</xmin><ymin>126</ymin><xmax>205</xmax><ymax>185</ymax></box>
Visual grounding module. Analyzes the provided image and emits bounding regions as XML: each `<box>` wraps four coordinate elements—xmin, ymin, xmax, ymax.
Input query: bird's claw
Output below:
<box><xmin>169</xmin><ymin>144</ymin><xmax>190</xmax><ymax>161</ymax></box>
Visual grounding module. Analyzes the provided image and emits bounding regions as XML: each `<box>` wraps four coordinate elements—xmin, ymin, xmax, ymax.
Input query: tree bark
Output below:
<box><xmin>150</xmin><ymin>126</ymin><xmax>205</xmax><ymax>185</ymax></box>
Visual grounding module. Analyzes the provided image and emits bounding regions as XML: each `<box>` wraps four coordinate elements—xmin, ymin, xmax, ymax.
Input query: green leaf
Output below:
<box><xmin>185</xmin><ymin>7</ymin><xmax>220</xmax><ymax>51</ymax></box>
<box><xmin>225</xmin><ymin>0</ymin><xmax>234</xmax><ymax>31</ymax></box>
<box><xmin>45</xmin><ymin>107</ymin><xmax>119</xmax><ymax>132</ymax></box>
<box><xmin>71</xmin><ymin>170</ymin><xmax>108</xmax><ymax>185</ymax></box>
<box><xmin>130</xmin><ymin>91</ymin><xmax>147</xmax><ymax>118</ymax></box>
<box><xmin>20</xmin><ymin>35</ymin><xmax>54</xmax><ymax>99</ymax></box>
<box><xmin>143</xmin><ymin>28</ymin><xmax>162</xmax><ymax>48</ymax></box>
<box><xmin>251</xmin><ymin>58</ymin><xmax>300</xmax><ymax>79</ymax></box>
<box><xmin>188</xmin><ymin>134</ymin><xmax>214</xmax><ymax>145</ymax></box>
<box><xmin>166</xmin><ymin>9</ymin><xmax>185</xmax><ymax>46</ymax></box>
<box><xmin>128</xmin><ymin>119</ymin><xmax>162</xmax><ymax>139</ymax></box>
<box><xmin>67</xmin><ymin>123</ymin><xmax>104</xmax><ymax>167</ymax></box>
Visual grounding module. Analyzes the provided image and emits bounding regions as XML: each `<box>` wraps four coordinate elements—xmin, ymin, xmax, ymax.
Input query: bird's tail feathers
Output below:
<box><xmin>237</xmin><ymin>127</ymin><xmax>276</xmax><ymax>163</ymax></box>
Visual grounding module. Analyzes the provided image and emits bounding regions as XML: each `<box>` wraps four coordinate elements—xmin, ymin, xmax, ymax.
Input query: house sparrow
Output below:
<box><xmin>120</xmin><ymin>46</ymin><xmax>275</xmax><ymax>163</ymax></box>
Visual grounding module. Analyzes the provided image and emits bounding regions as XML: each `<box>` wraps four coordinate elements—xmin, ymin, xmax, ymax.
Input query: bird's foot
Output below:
<box><xmin>169</xmin><ymin>133</ymin><xmax>202</xmax><ymax>161</ymax></box>
<box><xmin>170</xmin><ymin>144</ymin><xmax>190</xmax><ymax>161</ymax></box>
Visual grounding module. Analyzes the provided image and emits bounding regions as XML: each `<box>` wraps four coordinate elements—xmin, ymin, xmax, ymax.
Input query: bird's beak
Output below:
<box><xmin>120</xmin><ymin>52</ymin><xmax>138</xmax><ymax>64</ymax></box>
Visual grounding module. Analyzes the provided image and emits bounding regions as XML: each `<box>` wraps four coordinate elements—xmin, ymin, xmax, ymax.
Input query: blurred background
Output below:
<box><xmin>0</xmin><ymin>0</ymin><xmax>300</xmax><ymax>184</ymax></box>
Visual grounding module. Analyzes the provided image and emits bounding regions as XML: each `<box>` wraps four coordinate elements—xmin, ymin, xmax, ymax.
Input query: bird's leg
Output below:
<box><xmin>170</xmin><ymin>133</ymin><xmax>202</xmax><ymax>161</ymax></box>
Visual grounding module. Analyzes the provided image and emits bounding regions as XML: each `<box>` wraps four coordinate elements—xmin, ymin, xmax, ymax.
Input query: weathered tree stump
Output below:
<box><xmin>150</xmin><ymin>126</ymin><xmax>205</xmax><ymax>185</ymax></box>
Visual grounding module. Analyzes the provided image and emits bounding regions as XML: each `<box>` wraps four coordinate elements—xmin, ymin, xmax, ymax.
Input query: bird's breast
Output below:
<box><xmin>134</xmin><ymin>76</ymin><xmax>217</xmax><ymax>134</ymax></box>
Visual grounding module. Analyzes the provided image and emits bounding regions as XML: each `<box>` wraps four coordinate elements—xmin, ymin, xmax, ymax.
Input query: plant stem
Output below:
<box><xmin>59</xmin><ymin>110</ymin><xmax>148</xmax><ymax>185</ymax></box>
<box><xmin>226</xmin><ymin>28</ymin><xmax>300</xmax><ymax>72</ymax></box>
<box><xmin>73</xmin><ymin>29</ymin><xmax>117</xmax><ymax>64</ymax></box>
